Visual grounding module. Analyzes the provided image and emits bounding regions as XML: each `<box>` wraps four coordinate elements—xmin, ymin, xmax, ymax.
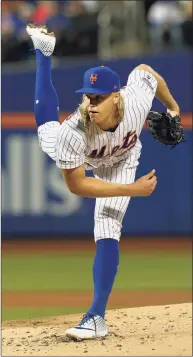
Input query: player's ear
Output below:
<box><xmin>113</xmin><ymin>92</ymin><xmax>120</xmax><ymax>105</ymax></box>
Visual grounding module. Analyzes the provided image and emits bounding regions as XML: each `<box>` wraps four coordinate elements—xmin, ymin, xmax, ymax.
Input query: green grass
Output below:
<box><xmin>2</xmin><ymin>251</ymin><xmax>192</xmax><ymax>321</ymax></box>
<box><xmin>2</xmin><ymin>307</ymin><xmax>85</xmax><ymax>322</ymax></box>
<box><xmin>2</xmin><ymin>251</ymin><xmax>192</xmax><ymax>291</ymax></box>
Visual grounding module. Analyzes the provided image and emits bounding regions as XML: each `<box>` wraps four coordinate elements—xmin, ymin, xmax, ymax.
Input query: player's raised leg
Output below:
<box><xmin>26</xmin><ymin>24</ymin><xmax>59</xmax><ymax>128</ymax></box>
<box><xmin>65</xmin><ymin>161</ymin><xmax>137</xmax><ymax>340</ymax></box>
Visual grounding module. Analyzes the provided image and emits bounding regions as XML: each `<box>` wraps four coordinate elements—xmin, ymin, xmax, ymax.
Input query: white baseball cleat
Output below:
<box><xmin>65</xmin><ymin>313</ymin><xmax>108</xmax><ymax>340</ymax></box>
<box><xmin>26</xmin><ymin>23</ymin><xmax>56</xmax><ymax>56</ymax></box>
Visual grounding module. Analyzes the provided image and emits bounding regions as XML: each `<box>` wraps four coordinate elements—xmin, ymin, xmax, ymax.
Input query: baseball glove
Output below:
<box><xmin>146</xmin><ymin>111</ymin><xmax>185</xmax><ymax>148</ymax></box>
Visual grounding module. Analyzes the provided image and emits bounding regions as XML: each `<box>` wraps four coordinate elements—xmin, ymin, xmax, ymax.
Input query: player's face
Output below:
<box><xmin>85</xmin><ymin>93</ymin><xmax>119</xmax><ymax>127</ymax></box>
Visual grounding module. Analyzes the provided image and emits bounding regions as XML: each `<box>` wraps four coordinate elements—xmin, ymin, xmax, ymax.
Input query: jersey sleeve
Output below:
<box><xmin>56</xmin><ymin>122</ymin><xmax>86</xmax><ymax>169</ymax></box>
<box><xmin>126</xmin><ymin>68</ymin><xmax>158</xmax><ymax>101</ymax></box>
<box><xmin>38</xmin><ymin>121</ymin><xmax>60</xmax><ymax>161</ymax></box>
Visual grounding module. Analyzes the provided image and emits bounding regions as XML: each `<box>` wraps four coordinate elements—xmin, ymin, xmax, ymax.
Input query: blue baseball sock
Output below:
<box><xmin>88</xmin><ymin>238</ymin><xmax>119</xmax><ymax>318</ymax></box>
<box><xmin>34</xmin><ymin>50</ymin><xmax>59</xmax><ymax>127</ymax></box>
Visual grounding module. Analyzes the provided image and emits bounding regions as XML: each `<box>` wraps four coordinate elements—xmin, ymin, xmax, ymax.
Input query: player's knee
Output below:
<box><xmin>94</xmin><ymin>236</ymin><xmax>120</xmax><ymax>243</ymax></box>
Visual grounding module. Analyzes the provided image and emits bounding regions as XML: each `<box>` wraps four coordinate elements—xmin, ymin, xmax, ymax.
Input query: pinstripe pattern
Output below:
<box><xmin>56</xmin><ymin>122</ymin><xmax>86</xmax><ymax>169</ymax></box>
<box><xmin>37</xmin><ymin>69</ymin><xmax>157</xmax><ymax>240</ymax></box>
<box><xmin>93</xmin><ymin>158</ymin><xmax>138</xmax><ymax>241</ymax></box>
<box><xmin>38</xmin><ymin>121</ymin><xmax>60</xmax><ymax>160</ymax></box>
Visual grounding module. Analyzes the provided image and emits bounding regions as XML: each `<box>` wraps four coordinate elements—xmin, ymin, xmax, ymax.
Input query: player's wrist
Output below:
<box><xmin>120</xmin><ymin>183</ymin><xmax>135</xmax><ymax>197</ymax></box>
<box><xmin>167</xmin><ymin>106</ymin><xmax>180</xmax><ymax>116</ymax></box>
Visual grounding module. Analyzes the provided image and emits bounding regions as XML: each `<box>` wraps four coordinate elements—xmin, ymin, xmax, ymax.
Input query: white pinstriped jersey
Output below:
<box><xmin>38</xmin><ymin>69</ymin><xmax>157</xmax><ymax>171</ymax></box>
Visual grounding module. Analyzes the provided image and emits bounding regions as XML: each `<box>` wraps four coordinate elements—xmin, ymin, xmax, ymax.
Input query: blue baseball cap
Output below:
<box><xmin>75</xmin><ymin>66</ymin><xmax>121</xmax><ymax>94</ymax></box>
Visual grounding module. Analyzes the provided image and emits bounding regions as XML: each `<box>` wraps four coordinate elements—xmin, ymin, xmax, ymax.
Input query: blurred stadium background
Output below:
<box><xmin>2</xmin><ymin>0</ymin><xmax>192</xmax><ymax>321</ymax></box>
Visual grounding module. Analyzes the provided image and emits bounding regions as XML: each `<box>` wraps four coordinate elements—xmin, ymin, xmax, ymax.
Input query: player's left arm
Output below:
<box><xmin>135</xmin><ymin>64</ymin><xmax>180</xmax><ymax>116</ymax></box>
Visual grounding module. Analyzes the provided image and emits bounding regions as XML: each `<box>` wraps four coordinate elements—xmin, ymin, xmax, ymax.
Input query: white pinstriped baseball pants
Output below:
<box><xmin>93</xmin><ymin>157</ymin><xmax>138</xmax><ymax>242</ymax></box>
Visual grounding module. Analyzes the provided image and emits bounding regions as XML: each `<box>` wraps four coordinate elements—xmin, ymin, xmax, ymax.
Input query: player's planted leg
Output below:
<box><xmin>65</xmin><ymin>238</ymin><xmax>119</xmax><ymax>340</ymax></box>
<box><xmin>89</xmin><ymin>238</ymin><xmax>119</xmax><ymax>318</ymax></box>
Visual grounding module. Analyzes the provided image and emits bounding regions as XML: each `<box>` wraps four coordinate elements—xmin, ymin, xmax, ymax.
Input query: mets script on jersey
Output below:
<box><xmin>38</xmin><ymin>69</ymin><xmax>157</xmax><ymax>170</ymax></box>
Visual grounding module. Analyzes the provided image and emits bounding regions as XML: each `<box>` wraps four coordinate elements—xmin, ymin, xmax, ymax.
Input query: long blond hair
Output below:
<box><xmin>78</xmin><ymin>92</ymin><xmax>125</xmax><ymax>127</ymax></box>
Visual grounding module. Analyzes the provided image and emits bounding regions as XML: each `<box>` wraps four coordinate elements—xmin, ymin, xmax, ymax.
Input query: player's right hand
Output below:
<box><xmin>130</xmin><ymin>169</ymin><xmax>157</xmax><ymax>196</ymax></box>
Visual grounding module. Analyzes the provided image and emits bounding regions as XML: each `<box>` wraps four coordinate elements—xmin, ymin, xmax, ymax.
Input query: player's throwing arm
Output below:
<box><xmin>61</xmin><ymin>165</ymin><xmax>157</xmax><ymax>198</ymax></box>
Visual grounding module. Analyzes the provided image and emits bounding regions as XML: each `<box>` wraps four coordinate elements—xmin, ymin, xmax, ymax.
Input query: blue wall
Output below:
<box><xmin>2</xmin><ymin>50</ymin><xmax>192</xmax><ymax>236</ymax></box>
<box><xmin>2</xmin><ymin>49</ymin><xmax>192</xmax><ymax>113</ymax></box>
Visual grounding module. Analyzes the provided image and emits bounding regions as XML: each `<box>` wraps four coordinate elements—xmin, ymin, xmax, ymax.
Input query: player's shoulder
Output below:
<box><xmin>127</xmin><ymin>66</ymin><xmax>156</xmax><ymax>82</ymax></box>
<box><xmin>126</xmin><ymin>67</ymin><xmax>157</xmax><ymax>94</ymax></box>
<box><xmin>120</xmin><ymin>86</ymin><xmax>130</xmax><ymax>103</ymax></box>
<box><xmin>62</xmin><ymin>109</ymin><xmax>85</xmax><ymax>133</ymax></box>
<box><xmin>64</xmin><ymin>108</ymin><xmax>81</xmax><ymax>126</ymax></box>
<box><xmin>59</xmin><ymin>109</ymin><xmax>86</xmax><ymax>143</ymax></box>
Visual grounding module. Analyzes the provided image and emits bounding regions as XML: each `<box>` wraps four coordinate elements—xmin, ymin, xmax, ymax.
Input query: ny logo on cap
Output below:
<box><xmin>90</xmin><ymin>74</ymin><xmax>98</xmax><ymax>84</ymax></box>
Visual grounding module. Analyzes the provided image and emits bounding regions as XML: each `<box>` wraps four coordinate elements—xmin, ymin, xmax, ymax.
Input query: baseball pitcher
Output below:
<box><xmin>26</xmin><ymin>24</ymin><xmax>184</xmax><ymax>340</ymax></box>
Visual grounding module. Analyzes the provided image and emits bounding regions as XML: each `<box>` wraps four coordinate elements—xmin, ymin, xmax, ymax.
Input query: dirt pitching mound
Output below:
<box><xmin>2</xmin><ymin>303</ymin><xmax>192</xmax><ymax>356</ymax></box>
